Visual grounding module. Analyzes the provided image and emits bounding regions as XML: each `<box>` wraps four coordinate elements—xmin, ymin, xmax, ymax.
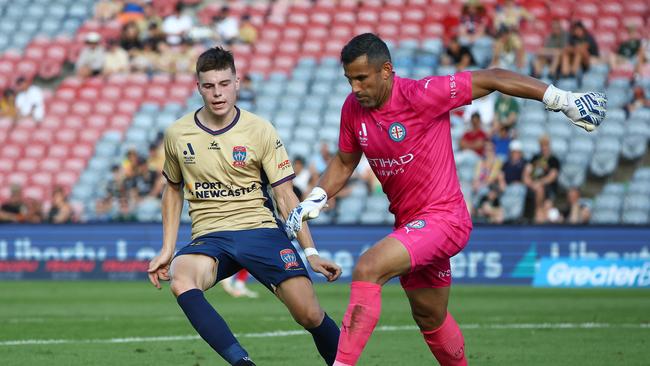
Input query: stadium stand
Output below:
<box><xmin>0</xmin><ymin>0</ymin><xmax>648</xmax><ymax>225</ymax></box>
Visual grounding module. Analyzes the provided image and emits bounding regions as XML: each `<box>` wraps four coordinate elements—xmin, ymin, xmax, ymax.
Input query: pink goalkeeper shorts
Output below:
<box><xmin>389</xmin><ymin>216</ymin><xmax>471</xmax><ymax>289</ymax></box>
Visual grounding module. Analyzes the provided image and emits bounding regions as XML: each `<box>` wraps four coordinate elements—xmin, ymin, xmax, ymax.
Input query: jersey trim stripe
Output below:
<box><xmin>270</xmin><ymin>173</ymin><xmax>295</xmax><ymax>187</ymax></box>
<box><xmin>193</xmin><ymin>106</ymin><xmax>241</xmax><ymax>135</ymax></box>
<box><xmin>161</xmin><ymin>171</ymin><xmax>182</xmax><ymax>185</ymax></box>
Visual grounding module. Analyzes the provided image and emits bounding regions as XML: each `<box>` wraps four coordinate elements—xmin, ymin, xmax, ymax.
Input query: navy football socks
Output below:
<box><xmin>306</xmin><ymin>313</ymin><xmax>340</xmax><ymax>365</ymax></box>
<box><xmin>177</xmin><ymin>289</ymin><xmax>251</xmax><ymax>365</ymax></box>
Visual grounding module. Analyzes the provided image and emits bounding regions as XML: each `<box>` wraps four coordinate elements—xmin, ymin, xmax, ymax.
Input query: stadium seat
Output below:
<box><xmin>621</xmin><ymin>210</ymin><xmax>649</xmax><ymax>225</ymax></box>
<box><xmin>558</xmin><ymin>164</ymin><xmax>586</xmax><ymax>189</ymax></box>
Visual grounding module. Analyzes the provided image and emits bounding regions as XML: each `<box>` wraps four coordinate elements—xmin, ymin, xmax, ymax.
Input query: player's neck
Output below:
<box><xmin>376</xmin><ymin>75</ymin><xmax>394</xmax><ymax>109</ymax></box>
<box><xmin>198</xmin><ymin>106</ymin><xmax>237</xmax><ymax>130</ymax></box>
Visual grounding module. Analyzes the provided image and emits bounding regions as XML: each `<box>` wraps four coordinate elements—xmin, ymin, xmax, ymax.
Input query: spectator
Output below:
<box><xmin>462</xmin><ymin>92</ymin><xmax>495</xmax><ymax>129</ymax></box>
<box><xmin>130</xmin><ymin>39</ymin><xmax>158</xmax><ymax>73</ymax></box>
<box><xmin>292</xmin><ymin>156</ymin><xmax>311</xmax><ymax>199</ymax></box>
<box><xmin>15</xmin><ymin>76</ymin><xmax>44</xmax><ymax>121</ymax></box>
<box><xmin>636</xmin><ymin>39</ymin><xmax>650</xmax><ymax>79</ymax></box>
<box><xmin>114</xmin><ymin>196</ymin><xmax>136</xmax><ymax>222</ymax></box>
<box><xmin>117</xmin><ymin>1</ymin><xmax>145</xmax><ymax>25</ymax></box>
<box><xmin>498</xmin><ymin>139</ymin><xmax>526</xmax><ymax>191</ymax></box>
<box><xmin>624</xmin><ymin>86</ymin><xmax>650</xmax><ymax>118</ymax></box>
<box><xmin>532</xmin><ymin>20</ymin><xmax>568</xmax><ymax>79</ymax></box>
<box><xmin>95</xmin><ymin>193</ymin><xmax>116</xmax><ymax>222</ymax></box>
<box><xmin>458</xmin><ymin>0</ymin><xmax>491</xmax><ymax>45</ymax></box>
<box><xmin>541</xmin><ymin>199</ymin><xmax>562</xmax><ymax>223</ymax></box>
<box><xmin>173</xmin><ymin>38</ymin><xmax>199</xmax><ymax>74</ymax></box>
<box><xmin>472</xmin><ymin>141</ymin><xmax>502</xmax><ymax>197</ymax></box>
<box><xmin>47</xmin><ymin>186</ymin><xmax>73</xmax><ymax>224</ymax></box>
<box><xmin>213</xmin><ymin>6</ymin><xmax>239</xmax><ymax>45</ymax></box>
<box><xmin>102</xmin><ymin>39</ymin><xmax>130</xmax><ymax>75</ymax></box>
<box><xmin>441</xmin><ymin>36</ymin><xmax>476</xmax><ymax>70</ymax></box>
<box><xmin>0</xmin><ymin>88</ymin><xmax>17</xmax><ymax>121</ymax></box>
<box><xmin>523</xmin><ymin>135</ymin><xmax>560</xmax><ymax>223</ymax></box>
<box><xmin>560</xmin><ymin>187</ymin><xmax>591</xmax><ymax>224</ymax></box>
<box><xmin>94</xmin><ymin>0</ymin><xmax>122</xmax><ymax>23</ymax></box>
<box><xmin>147</xmin><ymin>141</ymin><xmax>164</xmax><ymax>173</ymax></box>
<box><xmin>460</xmin><ymin>112</ymin><xmax>489</xmax><ymax>156</ymax></box>
<box><xmin>490</xmin><ymin>26</ymin><xmax>525</xmax><ymax>71</ymax></box>
<box><xmin>76</xmin><ymin>32</ymin><xmax>106</xmax><ymax>77</ymax></box>
<box><xmin>237</xmin><ymin>74</ymin><xmax>256</xmax><ymax>105</ymax></box>
<box><xmin>560</xmin><ymin>21</ymin><xmax>599</xmax><ymax>78</ymax></box>
<box><xmin>0</xmin><ymin>185</ymin><xmax>25</xmax><ymax>223</ymax></box>
<box><xmin>491</xmin><ymin>124</ymin><xmax>512</xmax><ymax>160</ymax></box>
<box><xmin>493</xmin><ymin>93</ymin><xmax>519</xmax><ymax>132</ymax></box>
<box><xmin>138</xmin><ymin>1</ymin><xmax>163</xmax><ymax>37</ymax></box>
<box><xmin>120</xmin><ymin>22</ymin><xmax>143</xmax><ymax>52</ymax></box>
<box><xmin>23</xmin><ymin>198</ymin><xmax>44</xmax><ymax>223</ymax></box>
<box><xmin>609</xmin><ymin>26</ymin><xmax>642</xmax><ymax>70</ymax></box>
<box><xmin>494</xmin><ymin>0</ymin><xmax>532</xmax><ymax>32</ymax></box>
<box><xmin>133</xmin><ymin>157</ymin><xmax>160</xmax><ymax>198</ymax></box>
<box><xmin>475</xmin><ymin>184</ymin><xmax>504</xmax><ymax>224</ymax></box>
<box><xmin>310</xmin><ymin>141</ymin><xmax>334</xmax><ymax>176</ymax></box>
<box><xmin>161</xmin><ymin>3</ymin><xmax>193</xmax><ymax>46</ymax></box>
<box><xmin>238</xmin><ymin>14</ymin><xmax>257</xmax><ymax>45</ymax></box>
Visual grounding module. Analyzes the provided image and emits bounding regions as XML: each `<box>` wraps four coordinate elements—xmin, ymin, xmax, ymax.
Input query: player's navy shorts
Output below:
<box><xmin>174</xmin><ymin>228</ymin><xmax>310</xmax><ymax>292</ymax></box>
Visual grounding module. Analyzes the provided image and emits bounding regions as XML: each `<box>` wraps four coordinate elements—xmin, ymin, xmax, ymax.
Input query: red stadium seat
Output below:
<box><xmin>55</xmin><ymin>171</ymin><xmax>79</xmax><ymax>187</ymax></box>
<box><xmin>0</xmin><ymin>158</ymin><xmax>15</xmax><ymax>173</ymax></box>
<box><xmin>302</xmin><ymin>40</ymin><xmax>324</xmax><ymax>58</ymax></box>
<box><xmin>16</xmin><ymin>158</ymin><xmax>39</xmax><ymax>173</ymax></box>
<box><xmin>277</xmin><ymin>40</ymin><xmax>301</xmax><ymax>55</ymax></box>
<box><xmin>48</xmin><ymin>145</ymin><xmax>70</xmax><ymax>159</ymax></box>
<box><xmin>116</xmin><ymin>100</ymin><xmax>139</xmax><ymax>115</ymax></box>
<box><xmin>48</xmin><ymin>100</ymin><xmax>71</xmax><ymax>116</ymax></box>
<box><xmin>310</xmin><ymin>12</ymin><xmax>332</xmax><ymax>26</ymax></box>
<box><xmin>64</xmin><ymin>158</ymin><xmax>87</xmax><ymax>172</ymax></box>
<box><xmin>23</xmin><ymin>144</ymin><xmax>47</xmax><ymax>159</ymax></box>
<box><xmin>331</xmin><ymin>25</ymin><xmax>352</xmax><ymax>40</ymax></box>
<box><xmin>254</xmin><ymin>41</ymin><xmax>276</xmax><ymax>56</ymax></box>
<box><xmin>1</xmin><ymin>145</ymin><xmax>22</xmax><ymax>159</ymax></box>
<box><xmin>32</xmin><ymin>129</ymin><xmax>54</xmax><ymax>144</ymax></box>
<box><xmin>30</xmin><ymin>172</ymin><xmax>53</xmax><ymax>187</ymax></box>
<box><xmin>400</xmin><ymin>24</ymin><xmax>422</xmax><ymax>39</ymax></box>
<box><xmin>123</xmin><ymin>85</ymin><xmax>145</xmax><ymax>100</ymax></box>
<box><xmin>71</xmin><ymin>101</ymin><xmax>93</xmax><ymax>116</ymax></box>
<box><xmin>55</xmin><ymin>129</ymin><xmax>78</xmax><ymax>144</ymax></box>
<box><xmin>101</xmin><ymin>85</ymin><xmax>122</xmax><ymax>100</ymax></box>
<box><xmin>79</xmin><ymin>87</ymin><xmax>100</xmax><ymax>101</ymax></box>
<box><xmin>357</xmin><ymin>10</ymin><xmax>379</xmax><ymax>24</ymax></box>
<box><xmin>95</xmin><ymin>101</ymin><xmax>117</xmax><ymax>116</ymax></box>
<box><xmin>353</xmin><ymin>23</ymin><xmax>377</xmax><ymax>37</ymax></box>
<box><xmin>40</xmin><ymin>158</ymin><xmax>63</xmax><ymax>172</ymax></box>
<box><xmin>79</xmin><ymin>129</ymin><xmax>101</xmax><ymax>143</ymax></box>
<box><xmin>598</xmin><ymin>16</ymin><xmax>620</xmax><ymax>31</ymax></box>
<box><xmin>71</xmin><ymin>143</ymin><xmax>94</xmax><ymax>160</ymax></box>
<box><xmin>7</xmin><ymin>172</ymin><xmax>28</xmax><ymax>186</ymax></box>
<box><xmin>41</xmin><ymin>116</ymin><xmax>63</xmax><ymax>130</ymax></box>
<box><xmin>8</xmin><ymin>129</ymin><xmax>30</xmax><ymax>144</ymax></box>
<box><xmin>87</xmin><ymin>115</ymin><xmax>109</xmax><ymax>129</ymax></box>
<box><xmin>109</xmin><ymin>114</ymin><xmax>132</xmax><ymax>130</ymax></box>
<box><xmin>403</xmin><ymin>7</ymin><xmax>426</xmax><ymax>23</ymax></box>
<box><xmin>23</xmin><ymin>186</ymin><xmax>46</xmax><ymax>201</ymax></box>
<box><xmin>283</xmin><ymin>26</ymin><xmax>304</xmax><ymax>41</ymax></box>
<box><xmin>380</xmin><ymin>9</ymin><xmax>402</xmax><ymax>23</ymax></box>
<box><xmin>333</xmin><ymin>11</ymin><xmax>356</xmax><ymax>25</ymax></box>
<box><xmin>56</xmin><ymin>87</ymin><xmax>77</xmax><ymax>101</ymax></box>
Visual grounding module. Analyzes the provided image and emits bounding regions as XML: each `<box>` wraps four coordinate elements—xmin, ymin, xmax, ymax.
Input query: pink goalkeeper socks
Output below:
<box><xmin>334</xmin><ymin>281</ymin><xmax>382</xmax><ymax>366</ymax></box>
<box><xmin>422</xmin><ymin>312</ymin><xmax>467</xmax><ymax>366</ymax></box>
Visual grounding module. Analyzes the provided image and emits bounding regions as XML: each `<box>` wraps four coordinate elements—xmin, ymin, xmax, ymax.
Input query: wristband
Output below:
<box><xmin>542</xmin><ymin>84</ymin><xmax>568</xmax><ymax>111</ymax></box>
<box><xmin>304</xmin><ymin>247</ymin><xmax>319</xmax><ymax>257</ymax></box>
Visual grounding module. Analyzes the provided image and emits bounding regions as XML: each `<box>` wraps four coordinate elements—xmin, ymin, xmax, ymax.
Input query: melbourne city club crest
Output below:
<box><xmin>389</xmin><ymin>122</ymin><xmax>406</xmax><ymax>142</ymax></box>
<box><xmin>280</xmin><ymin>249</ymin><xmax>300</xmax><ymax>270</ymax></box>
<box><xmin>405</xmin><ymin>219</ymin><xmax>426</xmax><ymax>234</ymax></box>
<box><xmin>232</xmin><ymin>146</ymin><xmax>247</xmax><ymax>167</ymax></box>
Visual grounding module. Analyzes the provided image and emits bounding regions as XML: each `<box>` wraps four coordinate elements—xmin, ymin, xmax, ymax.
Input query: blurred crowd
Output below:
<box><xmin>1</xmin><ymin>0</ymin><xmax>649</xmax><ymax>225</ymax></box>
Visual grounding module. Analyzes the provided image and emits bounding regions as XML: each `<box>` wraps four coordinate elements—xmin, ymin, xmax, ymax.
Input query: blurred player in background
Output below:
<box><xmin>221</xmin><ymin>269</ymin><xmax>259</xmax><ymax>298</ymax></box>
<box><xmin>286</xmin><ymin>33</ymin><xmax>606</xmax><ymax>366</ymax></box>
<box><xmin>147</xmin><ymin>47</ymin><xmax>341</xmax><ymax>366</ymax></box>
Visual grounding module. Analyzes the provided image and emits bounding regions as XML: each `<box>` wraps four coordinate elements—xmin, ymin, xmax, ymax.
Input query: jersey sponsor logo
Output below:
<box><xmin>280</xmin><ymin>248</ymin><xmax>300</xmax><ymax>270</ymax></box>
<box><xmin>367</xmin><ymin>153</ymin><xmax>414</xmax><ymax>178</ymax></box>
<box><xmin>192</xmin><ymin>182</ymin><xmax>258</xmax><ymax>199</ymax></box>
<box><xmin>388</xmin><ymin>122</ymin><xmax>406</xmax><ymax>142</ymax></box>
<box><xmin>232</xmin><ymin>146</ymin><xmax>247</xmax><ymax>167</ymax></box>
<box><xmin>209</xmin><ymin>141</ymin><xmax>220</xmax><ymax>150</ymax></box>
<box><xmin>449</xmin><ymin>74</ymin><xmax>457</xmax><ymax>99</ymax></box>
<box><xmin>359</xmin><ymin>122</ymin><xmax>369</xmax><ymax>146</ymax></box>
<box><xmin>277</xmin><ymin>159</ymin><xmax>291</xmax><ymax>170</ymax></box>
<box><xmin>189</xmin><ymin>240</ymin><xmax>205</xmax><ymax>246</ymax></box>
<box><xmin>405</xmin><ymin>219</ymin><xmax>426</xmax><ymax>234</ymax></box>
<box><xmin>438</xmin><ymin>269</ymin><xmax>452</xmax><ymax>278</ymax></box>
<box><xmin>275</xmin><ymin>139</ymin><xmax>283</xmax><ymax>149</ymax></box>
<box><xmin>183</xmin><ymin>143</ymin><xmax>196</xmax><ymax>164</ymax></box>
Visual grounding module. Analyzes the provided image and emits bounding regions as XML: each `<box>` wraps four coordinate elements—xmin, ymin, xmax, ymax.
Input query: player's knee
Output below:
<box><xmin>294</xmin><ymin>307</ymin><xmax>324</xmax><ymax>329</ymax></box>
<box><xmin>170</xmin><ymin>276</ymin><xmax>198</xmax><ymax>297</ymax></box>
<box><xmin>412</xmin><ymin>309</ymin><xmax>446</xmax><ymax>331</ymax></box>
<box><xmin>352</xmin><ymin>258</ymin><xmax>380</xmax><ymax>282</ymax></box>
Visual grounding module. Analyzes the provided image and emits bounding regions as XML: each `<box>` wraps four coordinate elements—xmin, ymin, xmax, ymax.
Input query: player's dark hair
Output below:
<box><xmin>196</xmin><ymin>46</ymin><xmax>236</xmax><ymax>76</ymax></box>
<box><xmin>340</xmin><ymin>33</ymin><xmax>391</xmax><ymax>68</ymax></box>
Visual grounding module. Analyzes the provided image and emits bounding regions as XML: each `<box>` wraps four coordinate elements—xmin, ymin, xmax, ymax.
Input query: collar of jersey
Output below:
<box><xmin>194</xmin><ymin>106</ymin><xmax>241</xmax><ymax>135</ymax></box>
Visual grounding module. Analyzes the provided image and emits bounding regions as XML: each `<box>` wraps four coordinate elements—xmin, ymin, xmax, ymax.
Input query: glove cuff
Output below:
<box><xmin>543</xmin><ymin>84</ymin><xmax>569</xmax><ymax>111</ymax></box>
<box><xmin>306</xmin><ymin>187</ymin><xmax>328</xmax><ymax>203</ymax></box>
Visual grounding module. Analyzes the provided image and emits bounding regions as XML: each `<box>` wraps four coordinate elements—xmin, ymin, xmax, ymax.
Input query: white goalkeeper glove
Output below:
<box><xmin>543</xmin><ymin>85</ymin><xmax>607</xmax><ymax>132</ymax></box>
<box><xmin>284</xmin><ymin>187</ymin><xmax>328</xmax><ymax>240</ymax></box>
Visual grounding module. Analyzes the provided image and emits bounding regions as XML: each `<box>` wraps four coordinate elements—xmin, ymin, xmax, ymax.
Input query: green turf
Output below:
<box><xmin>0</xmin><ymin>281</ymin><xmax>648</xmax><ymax>365</ymax></box>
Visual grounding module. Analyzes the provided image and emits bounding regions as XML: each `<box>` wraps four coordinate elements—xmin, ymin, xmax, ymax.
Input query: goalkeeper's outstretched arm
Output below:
<box><xmin>470</xmin><ymin>68</ymin><xmax>607</xmax><ymax>132</ymax></box>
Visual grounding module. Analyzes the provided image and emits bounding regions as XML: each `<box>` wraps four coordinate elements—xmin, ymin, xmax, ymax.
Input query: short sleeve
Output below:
<box><xmin>405</xmin><ymin>72</ymin><xmax>473</xmax><ymax>119</ymax></box>
<box><xmin>261</xmin><ymin>124</ymin><xmax>295</xmax><ymax>187</ymax></box>
<box><xmin>162</xmin><ymin>129</ymin><xmax>182</xmax><ymax>184</ymax></box>
<box><xmin>338</xmin><ymin>95</ymin><xmax>362</xmax><ymax>153</ymax></box>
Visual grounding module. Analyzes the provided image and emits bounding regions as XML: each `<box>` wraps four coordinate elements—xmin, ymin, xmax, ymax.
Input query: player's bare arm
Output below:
<box><xmin>147</xmin><ymin>181</ymin><xmax>183</xmax><ymax>289</ymax></box>
<box><xmin>273</xmin><ymin>181</ymin><xmax>341</xmax><ymax>282</ymax></box>
<box><xmin>470</xmin><ymin>68</ymin><xmax>607</xmax><ymax>132</ymax></box>
<box><xmin>284</xmin><ymin>150</ymin><xmax>362</xmax><ymax>239</ymax></box>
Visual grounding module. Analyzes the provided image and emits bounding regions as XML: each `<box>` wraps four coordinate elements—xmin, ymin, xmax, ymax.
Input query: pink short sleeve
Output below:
<box><xmin>338</xmin><ymin>94</ymin><xmax>361</xmax><ymax>153</ymax></box>
<box><xmin>406</xmin><ymin>71</ymin><xmax>473</xmax><ymax>118</ymax></box>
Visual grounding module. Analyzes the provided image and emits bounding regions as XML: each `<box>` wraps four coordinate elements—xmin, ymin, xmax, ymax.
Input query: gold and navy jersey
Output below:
<box><xmin>162</xmin><ymin>106</ymin><xmax>295</xmax><ymax>239</ymax></box>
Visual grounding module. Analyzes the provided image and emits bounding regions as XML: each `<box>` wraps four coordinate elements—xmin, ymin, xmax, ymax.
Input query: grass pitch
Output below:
<box><xmin>0</xmin><ymin>281</ymin><xmax>648</xmax><ymax>365</ymax></box>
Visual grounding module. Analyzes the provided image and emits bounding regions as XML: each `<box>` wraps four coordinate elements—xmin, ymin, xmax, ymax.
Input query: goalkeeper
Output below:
<box><xmin>285</xmin><ymin>33</ymin><xmax>606</xmax><ymax>366</ymax></box>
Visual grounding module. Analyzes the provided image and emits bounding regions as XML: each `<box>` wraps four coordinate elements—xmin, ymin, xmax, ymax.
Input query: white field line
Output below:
<box><xmin>1</xmin><ymin>323</ymin><xmax>648</xmax><ymax>347</ymax></box>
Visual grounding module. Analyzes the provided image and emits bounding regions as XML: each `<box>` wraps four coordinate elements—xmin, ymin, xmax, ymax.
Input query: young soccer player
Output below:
<box><xmin>147</xmin><ymin>47</ymin><xmax>342</xmax><ymax>366</ymax></box>
<box><xmin>285</xmin><ymin>33</ymin><xmax>606</xmax><ymax>365</ymax></box>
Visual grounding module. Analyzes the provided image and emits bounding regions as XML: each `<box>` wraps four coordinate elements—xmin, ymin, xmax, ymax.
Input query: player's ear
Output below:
<box><xmin>381</xmin><ymin>61</ymin><xmax>393</xmax><ymax>80</ymax></box>
<box><xmin>234</xmin><ymin>75</ymin><xmax>240</xmax><ymax>91</ymax></box>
